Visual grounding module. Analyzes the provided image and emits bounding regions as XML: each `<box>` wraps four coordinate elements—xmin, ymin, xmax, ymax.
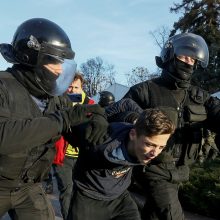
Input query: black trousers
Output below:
<box><xmin>67</xmin><ymin>190</ymin><xmax>141</xmax><ymax>220</ymax></box>
<box><xmin>133</xmin><ymin>165</ymin><xmax>185</xmax><ymax>220</ymax></box>
<box><xmin>53</xmin><ymin>157</ymin><xmax>77</xmax><ymax>220</ymax></box>
<box><xmin>140</xmin><ymin>179</ymin><xmax>184</xmax><ymax>220</ymax></box>
<box><xmin>0</xmin><ymin>183</ymin><xmax>55</xmax><ymax>220</ymax></box>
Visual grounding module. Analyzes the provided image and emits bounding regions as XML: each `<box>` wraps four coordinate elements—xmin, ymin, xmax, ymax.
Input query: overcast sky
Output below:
<box><xmin>0</xmin><ymin>0</ymin><xmax>182</xmax><ymax>85</ymax></box>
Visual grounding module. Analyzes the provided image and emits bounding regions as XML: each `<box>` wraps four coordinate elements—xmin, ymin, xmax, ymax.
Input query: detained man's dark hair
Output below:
<box><xmin>134</xmin><ymin>109</ymin><xmax>175</xmax><ymax>137</ymax></box>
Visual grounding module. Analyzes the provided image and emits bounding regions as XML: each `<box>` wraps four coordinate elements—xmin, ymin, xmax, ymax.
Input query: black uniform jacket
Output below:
<box><xmin>0</xmin><ymin>68</ymin><xmax>71</xmax><ymax>188</ymax></box>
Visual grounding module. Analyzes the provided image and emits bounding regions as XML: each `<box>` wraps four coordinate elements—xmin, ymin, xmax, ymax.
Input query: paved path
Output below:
<box><xmin>2</xmin><ymin>178</ymin><xmax>217</xmax><ymax>220</ymax></box>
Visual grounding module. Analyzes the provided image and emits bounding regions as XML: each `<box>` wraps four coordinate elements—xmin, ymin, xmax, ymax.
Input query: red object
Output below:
<box><xmin>53</xmin><ymin>136</ymin><xmax>68</xmax><ymax>165</ymax></box>
<box><xmin>88</xmin><ymin>99</ymin><xmax>95</xmax><ymax>104</ymax></box>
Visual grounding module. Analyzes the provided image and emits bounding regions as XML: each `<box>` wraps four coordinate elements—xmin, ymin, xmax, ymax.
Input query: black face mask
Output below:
<box><xmin>174</xmin><ymin>58</ymin><xmax>194</xmax><ymax>81</ymax></box>
<box><xmin>34</xmin><ymin>66</ymin><xmax>59</xmax><ymax>95</ymax></box>
<box><xmin>10</xmin><ymin>64</ymin><xmax>51</xmax><ymax>99</ymax></box>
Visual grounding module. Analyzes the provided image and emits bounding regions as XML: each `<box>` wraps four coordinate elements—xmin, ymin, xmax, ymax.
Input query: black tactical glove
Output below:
<box><xmin>61</xmin><ymin>104</ymin><xmax>105</xmax><ymax>132</ymax></box>
<box><xmin>143</xmin><ymin>164</ymin><xmax>172</xmax><ymax>181</ymax></box>
<box><xmin>170</xmin><ymin>165</ymin><xmax>190</xmax><ymax>183</ymax></box>
<box><xmin>84</xmin><ymin>113</ymin><xmax>109</xmax><ymax>146</ymax></box>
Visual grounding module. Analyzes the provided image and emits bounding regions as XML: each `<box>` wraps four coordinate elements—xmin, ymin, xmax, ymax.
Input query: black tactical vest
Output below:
<box><xmin>148</xmin><ymin>78</ymin><xmax>209</xmax><ymax>165</ymax></box>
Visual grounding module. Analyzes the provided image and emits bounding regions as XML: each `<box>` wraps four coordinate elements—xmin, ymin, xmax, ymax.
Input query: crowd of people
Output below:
<box><xmin>0</xmin><ymin>17</ymin><xmax>219</xmax><ymax>220</ymax></box>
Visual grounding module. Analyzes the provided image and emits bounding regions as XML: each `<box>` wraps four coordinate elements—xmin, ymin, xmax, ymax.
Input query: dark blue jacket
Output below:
<box><xmin>73</xmin><ymin>122</ymin><xmax>140</xmax><ymax>200</ymax></box>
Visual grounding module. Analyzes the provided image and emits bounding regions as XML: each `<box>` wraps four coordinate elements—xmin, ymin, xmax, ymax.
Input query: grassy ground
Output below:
<box><xmin>180</xmin><ymin>158</ymin><xmax>220</xmax><ymax>219</ymax></box>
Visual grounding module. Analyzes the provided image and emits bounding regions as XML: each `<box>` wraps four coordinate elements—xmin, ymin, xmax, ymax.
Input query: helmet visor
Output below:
<box><xmin>174</xmin><ymin>36</ymin><xmax>209</xmax><ymax>68</ymax></box>
<box><xmin>35</xmin><ymin>53</ymin><xmax>77</xmax><ymax>96</ymax></box>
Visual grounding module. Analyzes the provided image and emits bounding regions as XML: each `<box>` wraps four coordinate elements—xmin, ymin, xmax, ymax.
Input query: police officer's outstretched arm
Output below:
<box><xmin>0</xmin><ymin>94</ymin><xmax>64</xmax><ymax>155</ymax></box>
<box><xmin>60</xmin><ymin>104</ymin><xmax>109</xmax><ymax>145</ymax></box>
<box><xmin>105</xmin><ymin>98</ymin><xmax>143</xmax><ymax>123</ymax></box>
<box><xmin>0</xmin><ymin>94</ymin><xmax>108</xmax><ymax>155</ymax></box>
<box><xmin>123</xmin><ymin>82</ymin><xmax>150</xmax><ymax>110</ymax></box>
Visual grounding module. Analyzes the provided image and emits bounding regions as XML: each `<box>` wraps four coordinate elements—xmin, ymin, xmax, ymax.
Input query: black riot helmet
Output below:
<box><xmin>155</xmin><ymin>33</ymin><xmax>209</xmax><ymax>81</ymax></box>
<box><xmin>0</xmin><ymin>18</ymin><xmax>77</xmax><ymax>96</ymax></box>
<box><xmin>98</xmin><ymin>91</ymin><xmax>115</xmax><ymax>107</ymax></box>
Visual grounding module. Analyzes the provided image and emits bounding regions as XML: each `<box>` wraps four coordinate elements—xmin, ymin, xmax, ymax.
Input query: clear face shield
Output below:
<box><xmin>35</xmin><ymin>53</ymin><xmax>77</xmax><ymax>96</ymax></box>
<box><xmin>174</xmin><ymin>34</ymin><xmax>209</xmax><ymax>68</ymax></box>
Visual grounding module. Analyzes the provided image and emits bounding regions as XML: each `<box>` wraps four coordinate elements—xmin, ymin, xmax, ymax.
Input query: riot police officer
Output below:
<box><xmin>0</xmin><ymin>18</ymin><xmax>107</xmax><ymax>220</ymax></box>
<box><xmin>123</xmin><ymin>33</ymin><xmax>220</xmax><ymax>220</ymax></box>
<box><xmin>98</xmin><ymin>90</ymin><xmax>115</xmax><ymax>107</ymax></box>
